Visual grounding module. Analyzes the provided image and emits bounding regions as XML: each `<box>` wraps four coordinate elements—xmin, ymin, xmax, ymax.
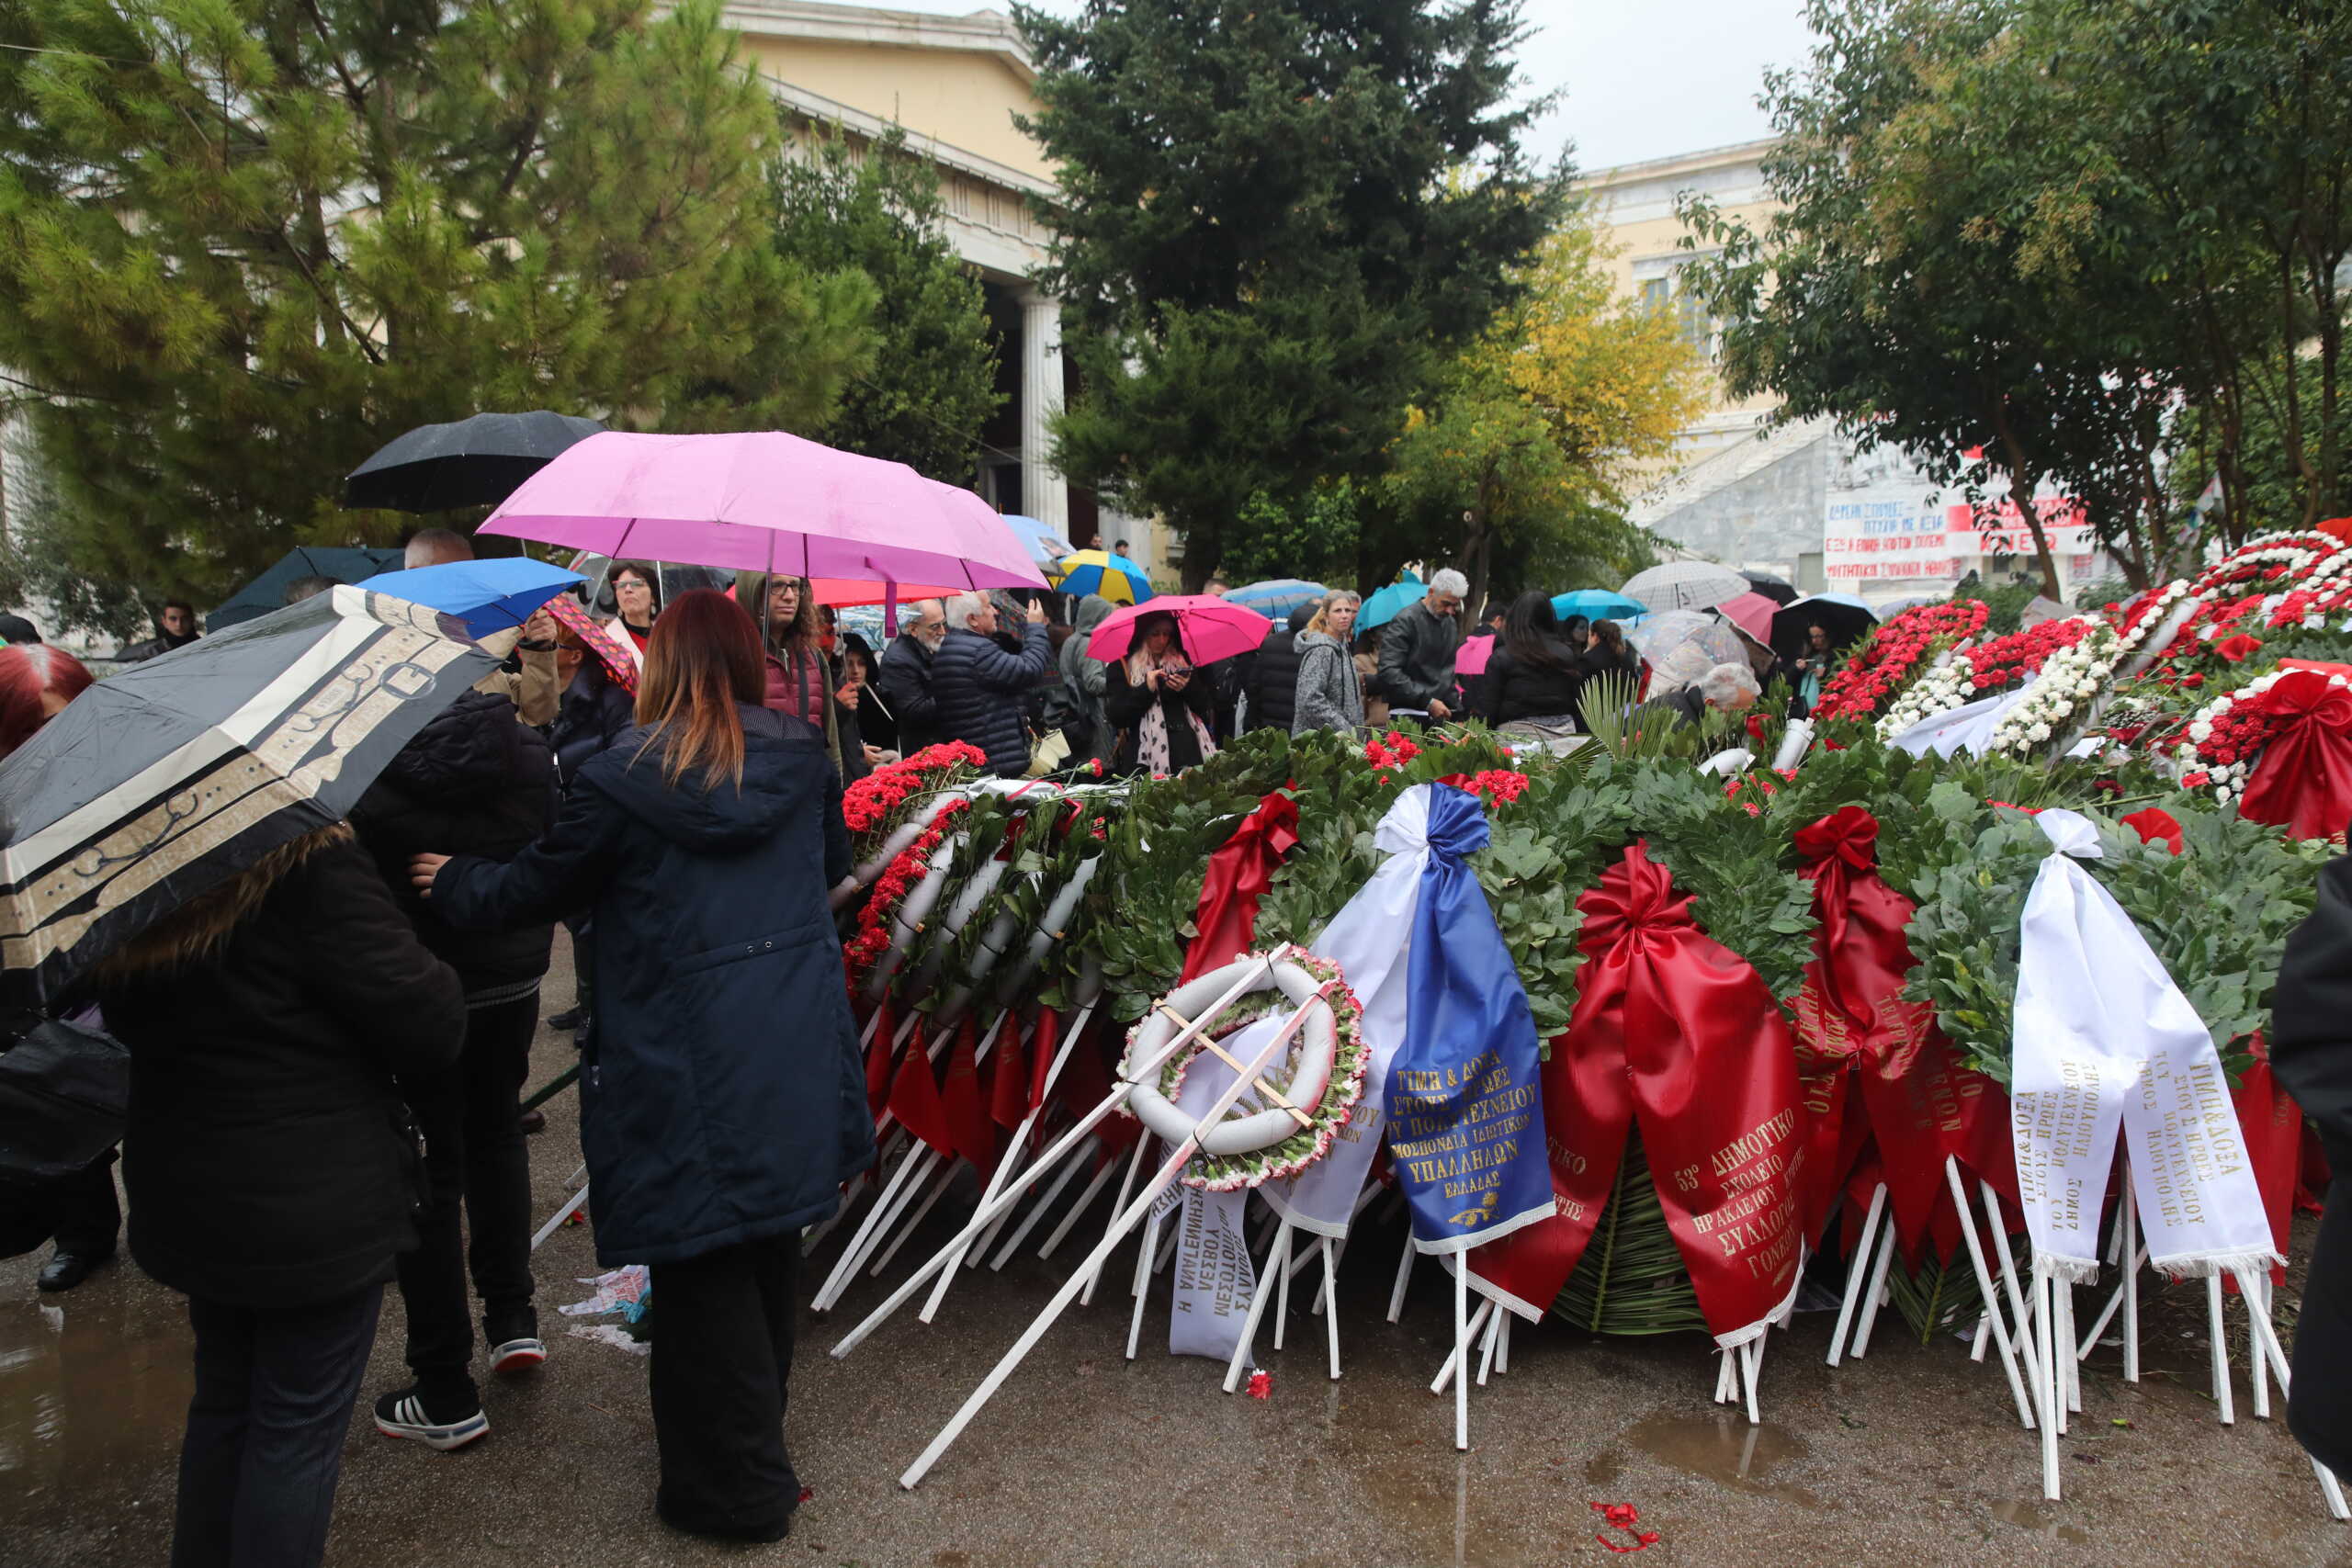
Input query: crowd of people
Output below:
<box><xmin>0</xmin><ymin>539</ymin><xmax>1860</xmax><ymax>1567</ymax></box>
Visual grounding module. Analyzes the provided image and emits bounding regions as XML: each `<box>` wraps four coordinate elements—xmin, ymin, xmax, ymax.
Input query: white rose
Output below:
<box><xmin>2028</xmin><ymin>722</ymin><xmax>2052</xmax><ymax>742</ymax></box>
<box><xmin>2190</xmin><ymin>722</ymin><xmax>2213</xmax><ymax>742</ymax></box>
<box><xmin>2216</xmin><ymin>786</ymin><xmax>2233</xmax><ymax>804</ymax></box>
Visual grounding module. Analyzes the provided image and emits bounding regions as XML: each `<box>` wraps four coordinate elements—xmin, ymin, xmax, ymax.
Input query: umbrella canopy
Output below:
<box><xmin>1357</xmin><ymin>571</ymin><xmax>1428</xmax><ymax>632</ymax></box>
<box><xmin>1087</xmin><ymin>595</ymin><xmax>1269</xmax><ymax>666</ymax></box>
<box><xmin>1622</xmin><ymin>560</ymin><xmax>1752</xmax><ymax>614</ymax></box>
<box><xmin>1740</xmin><ymin>570</ymin><xmax>1799</xmax><ymax>605</ymax></box>
<box><xmin>1627</xmin><ymin>610</ymin><xmax>1749</xmax><ymax>692</ymax></box>
<box><xmin>356</xmin><ymin>558</ymin><xmax>582</xmax><ymax>639</ymax></box>
<box><xmin>1454</xmin><ymin>632</ymin><xmax>1497</xmax><ymax>678</ymax></box>
<box><xmin>209</xmin><ymin>547</ymin><xmax>405</xmax><ymax>630</ymax></box>
<box><xmin>345</xmin><ymin>411</ymin><xmax>605</xmax><ymax>513</ymax></box>
<box><xmin>1771</xmin><ymin>593</ymin><xmax>1880</xmax><ymax>660</ymax></box>
<box><xmin>1551</xmin><ymin>589</ymin><xmax>1646</xmax><ymax>622</ymax></box>
<box><xmin>480</xmin><ymin>431</ymin><xmax>1047</xmax><ymax>604</ymax></box>
<box><xmin>1053</xmin><ymin>550</ymin><xmax>1156</xmax><ymax>606</ymax></box>
<box><xmin>1001</xmin><ymin>514</ymin><xmax>1077</xmax><ymax>574</ymax></box>
<box><xmin>1872</xmin><ymin>593</ymin><xmax>1942</xmax><ymax>615</ymax></box>
<box><xmin>1715</xmin><ymin>592</ymin><xmax>1781</xmax><ymax>645</ymax></box>
<box><xmin>543</xmin><ymin>593</ymin><xmax>639</xmax><ymax>694</ymax></box>
<box><xmin>0</xmin><ymin>588</ymin><xmax>497</xmax><ymax>1003</ymax></box>
<box><xmin>1226</xmin><ymin>579</ymin><xmax>1327</xmax><ymax>620</ymax></box>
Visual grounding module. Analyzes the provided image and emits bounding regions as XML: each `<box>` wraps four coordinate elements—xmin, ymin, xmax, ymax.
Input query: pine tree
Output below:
<box><xmin>1017</xmin><ymin>0</ymin><xmax>1567</xmax><ymax>588</ymax></box>
<box><xmin>0</xmin><ymin>0</ymin><xmax>878</xmax><ymax>607</ymax></box>
<box><xmin>772</xmin><ymin>124</ymin><xmax>1005</xmax><ymax>484</ymax></box>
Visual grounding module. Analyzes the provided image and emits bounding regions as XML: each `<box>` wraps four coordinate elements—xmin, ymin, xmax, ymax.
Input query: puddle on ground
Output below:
<box><xmin>0</xmin><ymin>1286</ymin><xmax>193</xmax><ymax>1516</ymax></box>
<box><xmin>1991</xmin><ymin>1499</ymin><xmax>2092</xmax><ymax>1545</ymax></box>
<box><xmin>1585</xmin><ymin>1412</ymin><xmax>1825</xmax><ymax>1510</ymax></box>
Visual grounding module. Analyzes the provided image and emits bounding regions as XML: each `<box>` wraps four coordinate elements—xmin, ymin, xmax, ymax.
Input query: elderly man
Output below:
<box><xmin>403</xmin><ymin>529</ymin><xmax>559</xmax><ymax>725</ymax></box>
<box><xmin>1644</xmin><ymin>661</ymin><xmax>1761</xmax><ymax>729</ymax></box>
<box><xmin>876</xmin><ymin>599</ymin><xmax>948</xmax><ymax>755</ymax></box>
<box><xmin>930</xmin><ymin>590</ymin><xmax>1050</xmax><ymax>776</ymax></box>
<box><xmin>1374</xmin><ymin>568</ymin><xmax>1466</xmax><ymax>720</ymax></box>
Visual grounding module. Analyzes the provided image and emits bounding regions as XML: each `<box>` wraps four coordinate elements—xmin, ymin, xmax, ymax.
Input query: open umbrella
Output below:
<box><xmin>0</xmin><ymin>588</ymin><xmax>498</xmax><ymax>1002</ymax></box>
<box><xmin>544</xmin><ymin>594</ymin><xmax>638</xmax><ymax>694</ymax></box>
<box><xmin>1226</xmin><ymin>579</ymin><xmax>1326</xmax><ymax>620</ymax></box>
<box><xmin>1627</xmin><ymin>610</ymin><xmax>1748</xmax><ymax>692</ymax></box>
<box><xmin>356</xmin><ymin>558</ymin><xmax>582</xmax><ymax>639</ymax></box>
<box><xmin>1454</xmin><ymin>632</ymin><xmax>1497</xmax><ymax>679</ymax></box>
<box><xmin>1771</xmin><ymin>592</ymin><xmax>1879</xmax><ymax>660</ymax></box>
<box><xmin>1551</xmin><ymin>589</ymin><xmax>1645</xmax><ymax>622</ymax></box>
<box><xmin>345</xmin><ymin>411</ymin><xmax>605</xmax><ymax>513</ymax></box>
<box><xmin>1001</xmin><ymin>514</ymin><xmax>1077</xmax><ymax>574</ymax></box>
<box><xmin>1715</xmin><ymin>592</ymin><xmax>1781</xmax><ymax>645</ymax></box>
<box><xmin>209</xmin><ymin>547</ymin><xmax>405</xmax><ymax>630</ymax></box>
<box><xmin>1356</xmin><ymin>571</ymin><xmax>1427</xmax><ymax>632</ymax></box>
<box><xmin>1087</xmin><ymin>595</ymin><xmax>1269</xmax><ymax>666</ymax></box>
<box><xmin>1052</xmin><ymin>549</ymin><xmax>1155</xmax><ymax>606</ymax></box>
<box><xmin>1741</xmin><ymin>570</ymin><xmax>1799</xmax><ymax>606</ymax></box>
<box><xmin>480</xmin><ymin>431</ymin><xmax>1046</xmax><ymax>627</ymax></box>
<box><xmin>1622</xmin><ymin>560</ymin><xmax>1751</xmax><ymax>614</ymax></box>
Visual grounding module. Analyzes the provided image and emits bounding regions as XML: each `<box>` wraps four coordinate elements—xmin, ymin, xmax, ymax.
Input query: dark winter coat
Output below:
<box><xmin>1055</xmin><ymin>597</ymin><xmax>1117</xmax><ymax>771</ymax></box>
<box><xmin>349</xmin><ymin>689</ymin><xmax>556</xmax><ymax>998</ymax></box>
<box><xmin>2268</xmin><ymin>854</ymin><xmax>2352</xmax><ymax>1474</ymax></box>
<box><xmin>931</xmin><ymin>623</ymin><xmax>1051</xmax><ymax>776</ymax></box>
<box><xmin>117</xmin><ymin>630</ymin><xmax>199</xmax><ymax>664</ymax></box>
<box><xmin>1485</xmin><ymin>636</ymin><xmax>1587</xmax><ymax>727</ymax></box>
<box><xmin>95</xmin><ymin>826</ymin><xmax>466</xmax><ymax>1307</ymax></box>
<box><xmin>430</xmin><ymin>705</ymin><xmax>872</xmax><ymax>1267</ymax></box>
<box><xmin>1242</xmin><ymin>607</ymin><xmax>1313</xmax><ymax>734</ymax></box>
<box><xmin>876</xmin><ymin>634</ymin><xmax>941</xmax><ymax>755</ymax></box>
<box><xmin>1103</xmin><ymin>660</ymin><xmax>1217</xmax><ymax>774</ymax></box>
<box><xmin>1374</xmin><ymin>599</ymin><xmax>1459</xmax><ymax>712</ymax></box>
<box><xmin>551</xmin><ymin>662</ymin><xmax>638</xmax><ymax>788</ymax></box>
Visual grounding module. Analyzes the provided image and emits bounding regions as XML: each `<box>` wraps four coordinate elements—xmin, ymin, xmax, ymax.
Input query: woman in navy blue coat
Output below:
<box><xmin>413</xmin><ymin>590</ymin><xmax>872</xmax><ymax>1543</ymax></box>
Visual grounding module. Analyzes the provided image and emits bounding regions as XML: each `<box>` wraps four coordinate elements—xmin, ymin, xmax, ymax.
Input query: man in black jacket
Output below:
<box><xmin>1242</xmin><ymin>604</ymin><xmax>1316</xmax><ymax>734</ymax></box>
<box><xmin>118</xmin><ymin>600</ymin><xmax>200</xmax><ymax>663</ymax></box>
<box><xmin>350</xmin><ymin>688</ymin><xmax>556</xmax><ymax>1449</ymax></box>
<box><xmin>876</xmin><ymin>599</ymin><xmax>946</xmax><ymax>755</ymax></box>
<box><xmin>1374</xmin><ymin>570</ymin><xmax>1465</xmax><ymax>720</ymax></box>
<box><xmin>931</xmin><ymin>592</ymin><xmax>1051</xmax><ymax>775</ymax></box>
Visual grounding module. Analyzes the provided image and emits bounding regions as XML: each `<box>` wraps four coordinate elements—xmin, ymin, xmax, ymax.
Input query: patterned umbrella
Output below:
<box><xmin>1052</xmin><ymin>550</ymin><xmax>1156</xmax><ymax>606</ymax></box>
<box><xmin>1628</xmin><ymin>610</ymin><xmax>1748</xmax><ymax>693</ymax></box>
<box><xmin>1621</xmin><ymin>561</ymin><xmax>1752</xmax><ymax>614</ymax></box>
<box><xmin>0</xmin><ymin>589</ymin><xmax>497</xmax><ymax>1002</ymax></box>
<box><xmin>545</xmin><ymin>592</ymin><xmax>639</xmax><ymax>694</ymax></box>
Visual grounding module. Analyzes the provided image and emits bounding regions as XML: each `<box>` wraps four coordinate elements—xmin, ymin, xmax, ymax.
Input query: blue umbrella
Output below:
<box><xmin>1001</xmin><ymin>514</ymin><xmax>1077</xmax><ymax>573</ymax></box>
<box><xmin>209</xmin><ymin>546</ymin><xmax>406</xmax><ymax>629</ymax></box>
<box><xmin>356</xmin><ymin>558</ymin><xmax>583</xmax><ymax>638</ymax></box>
<box><xmin>1551</xmin><ymin>589</ymin><xmax>1646</xmax><ymax>622</ymax></box>
<box><xmin>1053</xmin><ymin>550</ymin><xmax>1156</xmax><ymax>605</ymax></box>
<box><xmin>1355</xmin><ymin>571</ymin><xmax>1426</xmax><ymax>631</ymax></box>
<box><xmin>1226</xmin><ymin>579</ymin><xmax>1327</xmax><ymax>619</ymax></box>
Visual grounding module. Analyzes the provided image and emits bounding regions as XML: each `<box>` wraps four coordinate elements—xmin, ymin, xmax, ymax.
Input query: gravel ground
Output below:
<box><xmin>5</xmin><ymin>937</ymin><xmax>2348</xmax><ymax>1568</ymax></box>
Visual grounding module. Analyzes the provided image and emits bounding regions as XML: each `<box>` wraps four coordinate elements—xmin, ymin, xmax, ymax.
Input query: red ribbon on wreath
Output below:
<box><xmin>1469</xmin><ymin>841</ymin><xmax>1807</xmax><ymax>1340</ymax></box>
<box><xmin>2237</xmin><ymin>668</ymin><xmax>2352</xmax><ymax>840</ymax></box>
<box><xmin>1792</xmin><ymin>809</ymin><xmax>2017</xmax><ymax>1266</ymax></box>
<box><xmin>1179</xmin><ymin>791</ymin><xmax>1301</xmax><ymax>983</ymax></box>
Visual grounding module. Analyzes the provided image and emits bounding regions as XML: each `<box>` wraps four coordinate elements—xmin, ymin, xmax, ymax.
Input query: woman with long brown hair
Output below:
<box><xmin>733</xmin><ymin>570</ymin><xmax>850</xmax><ymax>778</ymax></box>
<box><xmin>412</xmin><ymin>589</ymin><xmax>870</xmax><ymax>1542</ymax></box>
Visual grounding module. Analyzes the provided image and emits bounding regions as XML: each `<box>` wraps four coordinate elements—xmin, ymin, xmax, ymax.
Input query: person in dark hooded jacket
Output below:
<box><xmin>414</xmin><ymin>590</ymin><xmax>871</xmax><ymax>1544</ymax></box>
<box><xmin>550</xmin><ymin>629</ymin><xmax>637</xmax><ymax>789</ymax></box>
<box><xmin>1242</xmin><ymin>603</ymin><xmax>1315</xmax><ymax>734</ymax></box>
<box><xmin>96</xmin><ymin>823</ymin><xmax>464</xmax><ymax>1568</ymax></box>
<box><xmin>349</xmin><ymin>686</ymin><xmax>556</xmax><ymax>1447</ymax></box>
<box><xmin>2268</xmin><ymin>851</ymin><xmax>2352</xmax><ymax>1478</ymax></box>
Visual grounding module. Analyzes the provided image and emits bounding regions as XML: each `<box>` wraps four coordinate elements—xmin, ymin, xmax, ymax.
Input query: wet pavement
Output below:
<box><xmin>6</xmin><ymin>940</ymin><xmax>2350</xmax><ymax>1566</ymax></box>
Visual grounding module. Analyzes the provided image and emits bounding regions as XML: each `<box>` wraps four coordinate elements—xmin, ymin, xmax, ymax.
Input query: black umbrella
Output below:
<box><xmin>1770</xmin><ymin>592</ymin><xmax>1880</xmax><ymax>660</ymax></box>
<box><xmin>209</xmin><ymin>545</ymin><xmax>405</xmax><ymax>629</ymax></box>
<box><xmin>345</xmin><ymin>410</ymin><xmax>605</xmax><ymax>513</ymax></box>
<box><xmin>1741</xmin><ymin>571</ymin><xmax>1799</xmax><ymax>606</ymax></box>
<box><xmin>0</xmin><ymin>588</ymin><xmax>496</xmax><ymax>1003</ymax></box>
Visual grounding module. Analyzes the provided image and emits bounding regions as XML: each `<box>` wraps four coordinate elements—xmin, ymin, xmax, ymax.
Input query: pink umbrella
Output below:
<box><xmin>1717</xmin><ymin>592</ymin><xmax>1780</xmax><ymax>645</ymax></box>
<box><xmin>480</xmin><ymin>431</ymin><xmax>1047</xmax><ymax>602</ymax></box>
<box><xmin>1087</xmin><ymin>595</ymin><xmax>1271</xmax><ymax>666</ymax></box>
<box><xmin>1454</xmin><ymin>633</ymin><xmax>1496</xmax><ymax>677</ymax></box>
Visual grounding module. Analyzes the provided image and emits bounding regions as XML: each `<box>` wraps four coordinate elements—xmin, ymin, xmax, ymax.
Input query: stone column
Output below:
<box><xmin>1018</xmin><ymin>288</ymin><xmax>1069</xmax><ymax>535</ymax></box>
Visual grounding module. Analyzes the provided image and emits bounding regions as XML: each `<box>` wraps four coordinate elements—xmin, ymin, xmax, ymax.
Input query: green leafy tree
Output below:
<box><xmin>0</xmin><ymin>0</ymin><xmax>877</xmax><ymax>607</ymax></box>
<box><xmin>1216</xmin><ymin>483</ymin><xmax>1363</xmax><ymax>589</ymax></box>
<box><xmin>1017</xmin><ymin>0</ymin><xmax>1569</xmax><ymax>588</ymax></box>
<box><xmin>772</xmin><ymin>124</ymin><xmax>1004</xmax><ymax>483</ymax></box>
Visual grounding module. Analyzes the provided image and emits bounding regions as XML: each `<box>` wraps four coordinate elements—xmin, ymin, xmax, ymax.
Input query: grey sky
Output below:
<box><xmin>881</xmin><ymin>0</ymin><xmax>1820</xmax><ymax>175</ymax></box>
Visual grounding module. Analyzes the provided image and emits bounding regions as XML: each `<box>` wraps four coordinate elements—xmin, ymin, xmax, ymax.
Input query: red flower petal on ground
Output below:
<box><xmin>1247</xmin><ymin>1371</ymin><xmax>1272</xmax><ymax>1399</ymax></box>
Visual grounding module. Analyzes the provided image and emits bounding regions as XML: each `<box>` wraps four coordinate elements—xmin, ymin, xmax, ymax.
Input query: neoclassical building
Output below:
<box><xmin>724</xmin><ymin>0</ymin><xmax>1152</xmax><ymax>559</ymax></box>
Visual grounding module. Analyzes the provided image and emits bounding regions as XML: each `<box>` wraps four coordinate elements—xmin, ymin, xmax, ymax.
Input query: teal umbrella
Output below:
<box><xmin>1356</xmin><ymin>571</ymin><xmax>1426</xmax><ymax>631</ymax></box>
<box><xmin>1551</xmin><ymin>589</ymin><xmax>1646</xmax><ymax>622</ymax></box>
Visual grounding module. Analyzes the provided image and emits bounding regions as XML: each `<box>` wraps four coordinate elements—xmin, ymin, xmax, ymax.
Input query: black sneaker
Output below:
<box><xmin>485</xmin><ymin>1309</ymin><xmax>545</xmax><ymax>1375</ymax></box>
<box><xmin>373</xmin><ymin>1386</ymin><xmax>489</xmax><ymax>1451</ymax></box>
<box><xmin>546</xmin><ymin>1006</ymin><xmax>583</xmax><ymax>1032</ymax></box>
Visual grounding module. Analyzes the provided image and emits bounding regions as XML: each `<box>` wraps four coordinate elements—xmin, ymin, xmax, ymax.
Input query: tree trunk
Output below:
<box><xmin>1988</xmin><ymin>401</ymin><xmax>2063</xmax><ymax>600</ymax></box>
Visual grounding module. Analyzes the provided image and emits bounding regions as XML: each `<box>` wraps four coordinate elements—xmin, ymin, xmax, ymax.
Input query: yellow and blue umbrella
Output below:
<box><xmin>1052</xmin><ymin>549</ymin><xmax>1156</xmax><ymax>605</ymax></box>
